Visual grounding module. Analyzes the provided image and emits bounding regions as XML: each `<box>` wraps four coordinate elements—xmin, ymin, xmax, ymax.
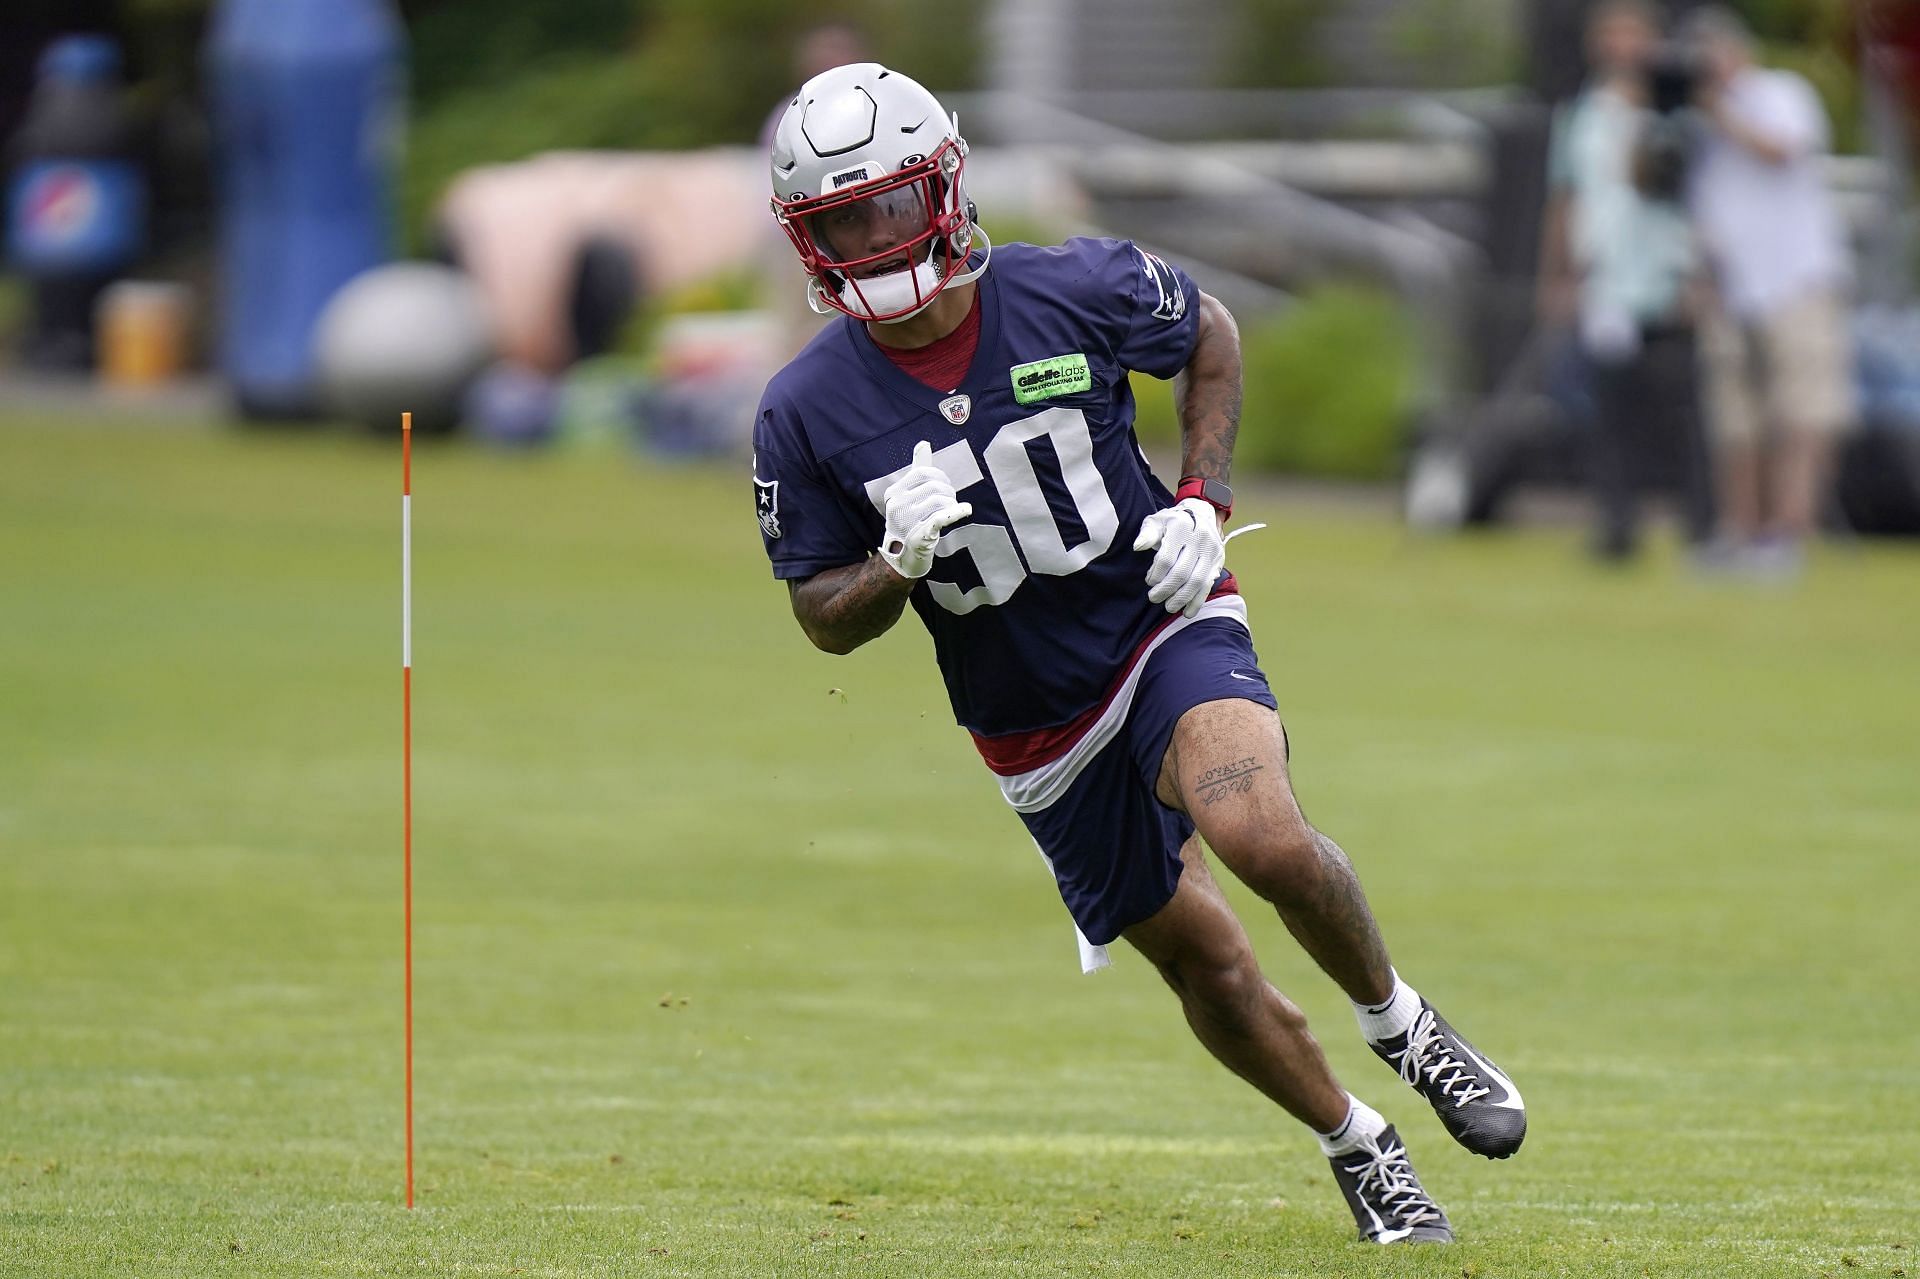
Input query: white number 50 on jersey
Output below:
<box><xmin>862</xmin><ymin>407</ymin><xmax>1120</xmax><ymax>615</ymax></box>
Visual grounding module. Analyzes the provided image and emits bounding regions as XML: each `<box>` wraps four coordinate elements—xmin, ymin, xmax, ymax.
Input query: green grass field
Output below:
<box><xmin>3</xmin><ymin>415</ymin><xmax>1917</xmax><ymax>1278</ymax></box>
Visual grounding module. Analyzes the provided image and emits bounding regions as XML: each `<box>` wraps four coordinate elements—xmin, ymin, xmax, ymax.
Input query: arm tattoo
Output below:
<box><xmin>788</xmin><ymin>557</ymin><xmax>915</xmax><ymax>655</ymax></box>
<box><xmin>1193</xmin><ymin>757</ymin><xmax>1264</xmax><ymax>806</ymax></box>
<box><xmin>1176</xmin><ymin>293</ymin><xmax>1243</xmax><ymax>484</ymax></box>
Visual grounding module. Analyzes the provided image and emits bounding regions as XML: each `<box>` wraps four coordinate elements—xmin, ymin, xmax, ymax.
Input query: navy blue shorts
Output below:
<box><xmin>1015</xmin><ymin>612</ymin><xmax>1279</xmax><ymax>946</ymax></box>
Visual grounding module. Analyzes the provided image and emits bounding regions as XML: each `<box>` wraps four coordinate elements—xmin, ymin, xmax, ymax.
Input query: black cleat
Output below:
<box><xmin>1329</xmin><ymin>1124</ymin><xmax>1453</xmax><ymax>1244</ymax></box>
<box><xmin>1371</xmin><ymin>998</ymin><xmax>1527</xmax><ymax>1159</ymax></box>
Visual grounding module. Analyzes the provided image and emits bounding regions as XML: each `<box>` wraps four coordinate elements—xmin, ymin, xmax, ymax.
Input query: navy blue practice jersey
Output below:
<box><xmin>752</xmin><ymin>236</ymin><xmax>1214</xmax><ymax>748</ymax></box>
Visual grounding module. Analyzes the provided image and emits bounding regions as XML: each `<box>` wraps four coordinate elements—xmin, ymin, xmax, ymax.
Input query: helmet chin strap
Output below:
<box><xmin>809</xmin><ymin>226</ymin><xmax>993</xmax><ymax>322</ymax></box>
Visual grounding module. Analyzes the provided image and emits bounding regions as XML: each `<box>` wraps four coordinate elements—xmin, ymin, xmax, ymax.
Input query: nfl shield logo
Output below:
<box><xmin>938</xmin><ymin>394</ymin><xmax>971</xmax><ymax>425</ymax></box>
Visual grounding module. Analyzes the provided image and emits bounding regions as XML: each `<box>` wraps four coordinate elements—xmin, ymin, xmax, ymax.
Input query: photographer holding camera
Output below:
<box><xmin>1539</xmin><ymin>0</ymin><xmax>1716</xmax><ymax>563</ymax></box>
<box><xmin>1686</xmin><ymin>6</ymin><xmax>1853</xmax><ymax>576</ymax></box>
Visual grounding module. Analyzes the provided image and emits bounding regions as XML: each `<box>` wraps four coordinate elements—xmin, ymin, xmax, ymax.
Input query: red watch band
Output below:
<box><xmin>1176</xmin><ymin>476</ymin><xmax>1232</xmax><ymax>521</ymax></box>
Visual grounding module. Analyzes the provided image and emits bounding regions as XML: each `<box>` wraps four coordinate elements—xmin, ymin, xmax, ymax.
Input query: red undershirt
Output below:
<box><xmin>872</xmin><ymin>290</ymin><xmax>981</xmax><ymax>392</ymax></box>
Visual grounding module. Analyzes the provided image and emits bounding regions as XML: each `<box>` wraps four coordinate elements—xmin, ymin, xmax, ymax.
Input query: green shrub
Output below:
<box><xmin>1388</xmin><ymin>0</ymin><xmax>1522</xmax><ymax>88</ymax></box>
<box><xmin>1130</xmin><ymin>285</ymin><xmax>1416</xmax><ymax>480</ymax></box>
<box><xmin>406</xmin><ymin>0</ymin><xmax>642</xmax><ymax>109</ymax></box>
<box><xmin>1225</xmin><ymin>0</ymin><xmax>1337</xmax><ymax>89</ymax></box>
<box><xmin>403</xmin><ymin>54</ymin><xmax>652</xmax><ymax>246</ymax></box>
<box><xmin>402</xmin><ymin>0</ymin><xmax>981</xmax><ymax>245</ymax></box>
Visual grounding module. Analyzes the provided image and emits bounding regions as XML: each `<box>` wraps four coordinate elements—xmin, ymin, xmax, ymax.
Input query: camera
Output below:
<box><xmin>1633</xmin><ymin>43</ymin><xmax>1704</xmax><ymax>202</ymax></box>
<box><xmin>1646</xmin><ymin>43</ymin><xmax>1702</xmax><ymax>116</ymax></box>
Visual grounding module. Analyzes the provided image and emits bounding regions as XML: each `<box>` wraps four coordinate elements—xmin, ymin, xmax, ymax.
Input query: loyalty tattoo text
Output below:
<box><xmin>1194</xmin><ymin>757</ymin><xmax>1264</xmax><ymax>806</ymax></box>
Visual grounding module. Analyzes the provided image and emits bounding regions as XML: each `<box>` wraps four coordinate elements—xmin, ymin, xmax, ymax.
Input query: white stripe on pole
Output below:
<box><xmin>402</xmin><ymin>494</ymin><xmax>412</xmax><ymax>668</ymax></box>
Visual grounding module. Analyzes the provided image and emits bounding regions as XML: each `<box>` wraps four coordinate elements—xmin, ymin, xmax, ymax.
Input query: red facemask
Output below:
<box><xmin>772</xmin><ymin>140</ymin><xmax>974</xmax><ymax>322</ymax></box>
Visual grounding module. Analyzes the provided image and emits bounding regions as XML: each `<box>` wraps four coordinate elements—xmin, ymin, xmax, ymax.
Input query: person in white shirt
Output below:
<box><xmin>1687</xmin><ymin>6</ymin><xmax>1855</xmax><ymax>571</ymax></box>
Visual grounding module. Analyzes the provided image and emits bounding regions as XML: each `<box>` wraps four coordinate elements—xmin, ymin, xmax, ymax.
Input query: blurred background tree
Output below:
<box><xmin>1</xmin><ymin>0</ymin><xmax>1898</xmax><ymax>480</ymax></box>
<box><xmin>1131</xmin><ymin>286</ymin><xmax>1417</xmax><ymax>481</ymax></box>
<box><xmin>401</xmin><ymin>0</ymin><xmax>978</xmax><ymax>243</ymax></box>
<box><xmin>1224</xmin><ymin>0</ymin><xmax>1337</xmax><ymax>89</ymax></box>
<box><xmin>7</xmin><ymin>0</ymin><xmax>1875</xmax><ymax>243</ymax></box>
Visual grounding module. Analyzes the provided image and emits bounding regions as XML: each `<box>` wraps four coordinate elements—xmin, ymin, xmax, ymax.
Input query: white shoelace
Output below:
<box><xmin>1396</xmin><ymin>1009</ymin><xmax>1491</xmax><ymax>1109</ymax></box>
<box><xmin>1341</xmin><ymin>1138</ymin><xmax>1446</xmax><ymax>1230</ymax></box>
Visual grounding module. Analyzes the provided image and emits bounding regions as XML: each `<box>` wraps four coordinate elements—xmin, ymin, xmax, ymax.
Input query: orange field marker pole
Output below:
<box><xmin>402</xmin><ymin>410</ymin><xmax>415</xmax><ymax>1210</ymax></box>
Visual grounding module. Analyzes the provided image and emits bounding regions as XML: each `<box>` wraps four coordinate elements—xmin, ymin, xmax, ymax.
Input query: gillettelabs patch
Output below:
<box><xmin>1009</xmin><ymin>353</ymin><xmax>1092</xmax><ymax>405</ymax></box>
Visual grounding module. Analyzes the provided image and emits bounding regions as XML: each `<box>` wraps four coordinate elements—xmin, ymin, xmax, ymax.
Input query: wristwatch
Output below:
<box><xmin>1175</xmin><ymin>476</ymin><xmax>1233</xmax><ymax>521</ymax></box>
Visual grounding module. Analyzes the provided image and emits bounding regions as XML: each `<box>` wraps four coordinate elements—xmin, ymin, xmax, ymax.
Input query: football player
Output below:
<box><xmin>752</xmin><ymin>63</ymin><xmax>1525</xmax><ymax>1245</ymax></box>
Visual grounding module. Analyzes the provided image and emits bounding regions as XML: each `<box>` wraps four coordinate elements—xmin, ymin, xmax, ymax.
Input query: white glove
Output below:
<box><xmin>1133</xmin><ymin>497</ymin><xmax>1226</xmax><ymax>617</ymax></box>
<box><xmin>879</xmin><ymin>440</ymin><xmax>973</xmax><ymax>579</ymax></box>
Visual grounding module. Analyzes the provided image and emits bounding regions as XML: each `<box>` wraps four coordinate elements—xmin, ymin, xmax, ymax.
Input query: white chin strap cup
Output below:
<box><xmin>809</xmin><ymin>226</ymin><xmax>993</xmax><ymax>321</ymax></box>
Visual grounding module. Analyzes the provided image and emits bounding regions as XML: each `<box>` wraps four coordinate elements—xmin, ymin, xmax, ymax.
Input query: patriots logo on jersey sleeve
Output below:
<box><xmin>755</xmin><ymin>475</ymin><xmax>781</xmax><ymax>539</ymax></box>
<box><xmin>1136</xmin><ymin>248</ymin><xmax>1187</xmax><ymax>322</ymax></box>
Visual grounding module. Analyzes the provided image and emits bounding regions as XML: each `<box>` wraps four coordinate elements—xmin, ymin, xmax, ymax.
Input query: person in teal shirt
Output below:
<box><xmin>1538</xmin><ymin>0</ymin><xmax>1715</xmax><ymax>561</ymax></box>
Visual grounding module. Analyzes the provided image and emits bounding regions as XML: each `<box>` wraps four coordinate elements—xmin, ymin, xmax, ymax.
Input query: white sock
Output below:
<box><xmin>1353</xmin><ymin>970</ymin><xmax>1421</xmax><ymax>1044</ymax></box>
<box><xmin>1315</xmin><ymin>1094</ymin><xmax>1388</xmax><ymax>1156</ymax></box>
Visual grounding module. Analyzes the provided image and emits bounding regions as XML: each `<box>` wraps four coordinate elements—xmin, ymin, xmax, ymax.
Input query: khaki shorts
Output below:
<box><xmin>1700</xmin><ymin>288</ymin><xmax>1855</xmax><ymax>444</ymax></box>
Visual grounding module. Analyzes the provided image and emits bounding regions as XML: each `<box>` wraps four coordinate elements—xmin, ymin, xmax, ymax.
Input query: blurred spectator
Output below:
<box><xmin>759</xmin><ymin>21</ymin><xmax>874</xmax><ymax>149</ymax></box>
<box><xmin>1538</xmin><ymin>0</ymin><xmax>1715</xmax><ymax>563</ymax></box>
<box><xmin>1687</xmin><ymin>6</ymin><xmax>1854</xmax><ymax>574</ymax></box>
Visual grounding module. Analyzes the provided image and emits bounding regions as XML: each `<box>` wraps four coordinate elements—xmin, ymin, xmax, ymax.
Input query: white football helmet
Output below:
<box><xmin>768</xmin><ymin>63</ymin><xmax>990</xmax><ymax>323</ymax></box>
